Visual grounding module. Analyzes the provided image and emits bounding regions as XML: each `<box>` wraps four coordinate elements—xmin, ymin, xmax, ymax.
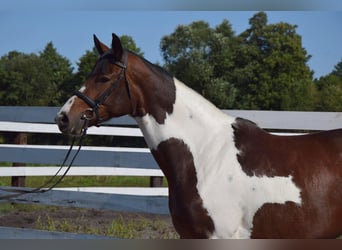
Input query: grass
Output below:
<box><xmin>0</xmin><ymin>164</ymin><xmax>172</xmax><ymax>238</ymax></box>
<box><xmin>34</xmin><ymin>213</ymin><xmax>178</xmax><ymax>239</ymax></box>
<box><xmin>0</xmin><ymin>167</ymin><xmax>172</xmax><ymax>238</ymax></box>
<box><xmin>105</xmin><ymin>215</ymin><xmax>177</xmax><ymax>239</ymax></box>
<box><xmin>0</xmin><ymin>203</ymin><xmax>59</xmax><ymax>213</ymax></box>
<box><xmin>0</xmin><ymin>162</ymin><xmax>168</xmax><ymax>187</ymax></box>
<box><xmin>0</xmin><ymin>174</ymin><xmax>168</xmax><ymax>188</ymax></box>
<box><xmin>0</xmin><ymin>203</ymin><xmax>178</xmax><ymax>239</ymax></box>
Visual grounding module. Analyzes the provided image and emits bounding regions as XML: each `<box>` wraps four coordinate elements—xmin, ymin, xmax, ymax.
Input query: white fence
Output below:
<box><xmin>1</xmin><ymin>106</ymin><xmax>342</xmax><ymax>214</ymax></box>
<box><xmin>0</xmin><ymin>106</ymin><xmax>342</xmax><ymax>205</ymax></box>
<box><xmin>0</xmin><ymin>106</ymin><xmax>169</xmax><ymax>214</ymax></box>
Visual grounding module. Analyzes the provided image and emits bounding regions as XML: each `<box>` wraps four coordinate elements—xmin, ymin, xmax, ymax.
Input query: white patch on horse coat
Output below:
<box><xmin>135</xmin><ymin>78</ymin><xmax>302</xmax><ymax>239</ymax></box>
<box><xmin>58</xmin><ymin>86</ymin><xmax>86</xmax><ymax>115</ymax></box>
<box><xmin>59</xmin><ymin>96</ymin><xmax>76</xmax><ymax>114</ymax></box>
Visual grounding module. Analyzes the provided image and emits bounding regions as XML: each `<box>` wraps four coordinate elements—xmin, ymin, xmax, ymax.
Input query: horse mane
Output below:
<box><xmin>127</xmin><ymin>50</ymin><xmax>174</xmax><ymax>81</ymax></box>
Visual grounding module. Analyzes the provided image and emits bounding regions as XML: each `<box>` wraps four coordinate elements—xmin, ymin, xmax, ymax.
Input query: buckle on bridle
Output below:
<box><xmin>81</xmin><ymin>108</ymin><xmax>95</xmax><ymax>121</ymax></box>
<box><xmin>75</xmin><ymin>50</ymin><xmax>129</xmax><ymax>126</ymax></box>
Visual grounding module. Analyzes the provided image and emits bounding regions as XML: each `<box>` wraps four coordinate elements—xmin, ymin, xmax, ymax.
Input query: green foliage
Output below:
<box><xmin>0</xmin><ymin>43</ymin><xmax>73</xmax><ymax>106</ymax></box>
<box><xmin>315</xmin><ymin>59</ymin><xmax>342</xmax><ymax>111</ymax></box>
<box><xmin>332</xmin><ymin>58</ymin><xmax>342</xmax><ymax>78</ymax></box>
<box><xmin>161</xmin><ymin>19</ymin><xmax>238</xmax><ymax>109</ymax></box>
<box><xmin>39</xmin><ymin>42</ymin><xmax>74</xmax><ymax>105</ymax></box>
<box><xmin>0</xmin><ymin>51</ymin><xmax>50</xmax><ymax>106</ymax></box>
<box><xmin>71</xmin><ymin>47</ymin><xmax>99</xmax><ymax>92</ymax></box>
<box><xmin>120</xmin><ymin>35</ymin><xmax>144</xmax><ymax>57</ymax></box>
<box><xmin>232</xmin><ymin>12</ymin><xmax>315</xmax><ymax>110</ymax></box>
<box><xmin>0</xmin><ymin>14</ymin><xmax>341</xmax><ymax>112</ymax></box>
<box><xmin>0</xmin><ymin>35</ymin><xmax>144</xmax><ymax>107</ymax></box>
<box><xmin>161</xmin><ymin>20</ymin><xmax>214</xmax><ymax>92</ymax></box>
<box><xmin>160</xmin><ymin>12</ymin><xmax>321</xmax><ymax>111</ymax></box>
<box><xmin>203</xmin><ymin>78</ymin><xmax>237</xmax><ymax>109</ymax></box>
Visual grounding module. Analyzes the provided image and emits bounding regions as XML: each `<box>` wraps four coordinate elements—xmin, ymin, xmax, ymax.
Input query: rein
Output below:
<box><xmin>0</xmin><ymin>118</ymin><xmax>90</xmax><ymax>200</ymax></box>
<box><xmin>0</xmin><ymin>51</ymin><xmax>131</xmax><ymax>201</ymax></box>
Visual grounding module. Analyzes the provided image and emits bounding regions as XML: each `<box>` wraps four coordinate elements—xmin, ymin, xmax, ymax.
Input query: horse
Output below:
<box><xmin>55</xmin><ymin>33</ymin><xmax>342</xmax><ymax>239</ymax></box>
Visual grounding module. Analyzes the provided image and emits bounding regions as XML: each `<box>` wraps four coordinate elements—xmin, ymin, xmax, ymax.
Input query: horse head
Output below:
<box><xmin>55</xmin><ymin>34</ymin><xmax>135</xmax><ymax>135</ymax></box>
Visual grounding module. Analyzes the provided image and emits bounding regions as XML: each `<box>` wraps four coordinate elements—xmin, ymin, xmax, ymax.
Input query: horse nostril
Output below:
<box><xmin>55</xmin><ymin>112</ymin><xmax>69</xmax><ymax>131</ymax></box>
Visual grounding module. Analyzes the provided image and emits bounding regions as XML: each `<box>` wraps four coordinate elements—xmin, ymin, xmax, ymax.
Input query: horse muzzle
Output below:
<box><xmin>55</xmin><ymin>111</ymin><xmax>86</xmax><ymax>136</ymax></box>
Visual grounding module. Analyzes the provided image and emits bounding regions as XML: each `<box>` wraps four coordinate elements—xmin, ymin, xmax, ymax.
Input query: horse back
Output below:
<box><xmin>233</xmin><ymin>117</ymin><xmax>342</xmax><ymax>238</ymax></box>
<box><xmin>233</xmin><ymin>117</ymin><xmax>342</xmax><ymax>177</ymax></box>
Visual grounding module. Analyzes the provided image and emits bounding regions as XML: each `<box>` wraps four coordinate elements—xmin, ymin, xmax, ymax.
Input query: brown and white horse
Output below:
<box><xmin>55</xmin><ymin>34</ymin><xmax>342</xmax><ymax>239</ymax></box>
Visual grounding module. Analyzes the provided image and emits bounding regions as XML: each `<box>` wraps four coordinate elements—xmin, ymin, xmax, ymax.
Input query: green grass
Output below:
<box><xmin>0</xmin><ymin>175</ymin><xmax>168</xmax><ymax>188</ymax></box>
<box><xmin>0</xmin><ymin>203</ymin><xmax>178</xmax><ymax>239</ymax></box>
<box><xmin>34</xmin><ymin>213</ymin><xmax>178</xmax><ymax>239</ymax></box>
<box><xmin>0</xmin><ymin>203</ymin><xmax>17</xmax><ymax>213</ymax></box>
<box><xmin>0</xmin><ymin>166</ymin><xmax>172</xmax><ymax>238</ymax></box>
<box><xmin>104</xmin><ymin>215</ymin><xmax>178</xmax><ymax>239</ymax></box>
<box><xmin>0</xmin><ymin>203</ymin><xmax>59</xmax><ymax>213</ymax></box>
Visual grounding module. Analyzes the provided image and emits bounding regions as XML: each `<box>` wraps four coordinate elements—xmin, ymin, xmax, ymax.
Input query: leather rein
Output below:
<box><xmin>0</xmin><ymin>51</ymin><xmax>131</xmax><ymax>200</ymax></box>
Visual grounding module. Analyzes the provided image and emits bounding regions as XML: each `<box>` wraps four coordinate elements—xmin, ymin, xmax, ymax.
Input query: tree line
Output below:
<box><xmin>1</xmin><ymin>12</ymin><xmax>341</xmax><ymax>112</ymax></box>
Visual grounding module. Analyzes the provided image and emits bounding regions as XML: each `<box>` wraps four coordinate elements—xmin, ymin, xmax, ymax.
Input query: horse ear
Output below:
<box><xmin>111</xmin><ymin>33</ymin><xmax>123</xmax><ymax>61</ymax></box>
<box><xmin>93</xmin><ymin>34</ymin><xmax>109</xmax><ymax>55</ymax></box>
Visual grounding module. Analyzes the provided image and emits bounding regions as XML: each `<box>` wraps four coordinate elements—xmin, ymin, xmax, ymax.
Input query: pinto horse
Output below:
<box><xmin>55</xmin><ymin>34</ymin><xmax>342</xmax><ymax>239</ymax></box>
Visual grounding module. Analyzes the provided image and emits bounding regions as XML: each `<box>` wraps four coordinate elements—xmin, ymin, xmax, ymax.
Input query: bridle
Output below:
<box><xmin>73</xmin><ymin>50</ymin><xmax>132</xmax><ymax>126</ymax></box>
<box><xmin>0</xmin><ymin>50</ymin><xmax>132</xmax><ymax>200</ymax></box>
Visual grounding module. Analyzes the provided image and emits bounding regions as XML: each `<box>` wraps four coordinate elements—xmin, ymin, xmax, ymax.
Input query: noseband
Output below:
<box><xmin>73</xmin><ymin>50</ymin><xmax>131</xmax><ymax>126</ymax></box>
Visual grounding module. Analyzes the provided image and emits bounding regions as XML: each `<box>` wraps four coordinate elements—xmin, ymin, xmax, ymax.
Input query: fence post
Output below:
<box><xmin>11</xmin><ymin>133</ymin><xmax>27</xmax><ymax>187</ymax></box>
<box><xmin>150</xmin><ymin>176</ymin><xmax>163</xmax><ymax>187</ymax></box>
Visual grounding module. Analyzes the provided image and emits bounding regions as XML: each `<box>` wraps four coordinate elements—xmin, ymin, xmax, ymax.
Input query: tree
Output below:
<box><xmin>161</xmin><ymin>21</ymin><xmax>213</xmax><ymax>91</ymax></box>
<box><xmin>0</xmin><ymin>42</ymin><xmax>74</xmax><ymax>106</ymax></box>
<box><xmin>332</xmin><ymin>58</ymin><xmax>342</xmax><ymax>78</ymax></box>
<box><xmin>316</xmin><ymin>75</ymin><xmax>342</xmax><ymax>111</ymax></box>
<box><xmin>39</xmin><ymin>42</ymin><xmax>74</xmax><ymax>105</ymax></box>
<box><xmin>161</xmin><ymin>20</ymin><xmax>237</xmax><ymax>108</ymax></box>
<box><xmin>316</xmin><ymin>59</ymin><xmax>342</xmax><ymax>111</ymax></box>
<box><xmin>120</xmin><ymin>35</ymin><xmax>144</xmax><ymax>57</ymax></box>
<box><xmin>231</xmin><ymin>12</ymin><xmax>315</xmax><ymax>110</ymax></box>
<box><xmin>160</xmin><ymin>13</ymin><xmax>318</xmax><ymax>110</ymax></box>
<box><xmin>71</xmin><ymin>47</ymin><xmax>99</xmax><ymax>90</ymax></box>
<box><xmin>0</xmin><ymin>51</ymin><xmax>50</xmax><ymax>106</ymax></box>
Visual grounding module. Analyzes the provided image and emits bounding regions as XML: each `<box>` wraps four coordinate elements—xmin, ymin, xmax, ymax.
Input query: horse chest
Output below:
<box><xmin>141</xmin><ymin>116</ymin><xmax>303</xmax><ymax>238</ymax></box>
<box><xmin>135</xmin><ymin>80</ymin><xmax>302</xmax><ymax>238</ymax></box>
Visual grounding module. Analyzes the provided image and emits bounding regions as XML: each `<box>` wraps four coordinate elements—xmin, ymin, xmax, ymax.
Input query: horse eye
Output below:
<box><xmin>98</xmin><ymin>76</ymin><xmax>111</xmax><ymax>83</ymax></box>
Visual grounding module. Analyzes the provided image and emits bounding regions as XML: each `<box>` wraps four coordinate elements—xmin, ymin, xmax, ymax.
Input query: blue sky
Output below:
<box><xmin>0</xmin><ymin>11</ymin><xmax>341</xmax><ymax>79</ymax></box>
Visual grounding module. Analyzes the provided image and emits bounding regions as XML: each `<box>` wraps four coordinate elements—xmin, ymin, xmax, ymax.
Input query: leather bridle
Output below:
<box><xmin>0</xmin><ymin>51</ymin><xmax>132</xmax><ymax>200</ymax></box>
<box><xmin>73</xmin><ymin>50</ymin><xmax>131</xmax><ymax>126</ymax></box>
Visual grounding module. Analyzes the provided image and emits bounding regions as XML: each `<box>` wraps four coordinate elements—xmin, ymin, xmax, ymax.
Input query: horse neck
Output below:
<box><xmin>134</xmin><ymin>77</ymin><xmax>234</xmax><ymax>151</ymax></box>
<box><xmin>129</xmin><ymin>56</ymin><xmax>176</xmax><ymax>124</ymax></box>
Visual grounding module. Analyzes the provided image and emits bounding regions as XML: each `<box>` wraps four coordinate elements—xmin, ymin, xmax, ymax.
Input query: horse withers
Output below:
<box><xmin>55</xmin><ymin>33</ymin><xmax>342</xmax><ymax>238</ymax></box>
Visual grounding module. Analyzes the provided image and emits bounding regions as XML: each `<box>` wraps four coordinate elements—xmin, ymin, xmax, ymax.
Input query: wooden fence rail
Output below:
<box><xmin>1</xmin><ymin>106</ymin><xmax>342</xmax><ymax>212</ymax></box>
<box><xmin>2</xmin><ymin>108</ymin><xmax>341</xmax><ymax>176</ymax></box>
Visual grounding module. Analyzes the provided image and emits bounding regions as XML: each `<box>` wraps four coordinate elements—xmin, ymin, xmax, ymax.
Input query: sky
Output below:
<box><xmin>0</xmin><ymin>11</ymin><xmax>341</xmax><ymax>79</ymax></box>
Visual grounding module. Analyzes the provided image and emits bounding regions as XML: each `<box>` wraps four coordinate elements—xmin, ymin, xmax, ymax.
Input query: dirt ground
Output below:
<box><xmin>0</xmin><ymin>204</ymin><xmax>178</xmax><ymax>239</ymax></box>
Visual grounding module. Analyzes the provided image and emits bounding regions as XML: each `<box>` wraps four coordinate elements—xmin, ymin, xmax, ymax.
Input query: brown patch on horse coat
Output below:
<box><xmin>151</xmin><ymin>138</ymin><xmax>215</xmax><ymax>238</ymax></box>
<box><xmin>128</xmin><ymin>55</ymin><xmax>176</xmax><ymax>124</ymax></box>
<box><xmin>233</xmin><ymin>118</ymin><xmax>342</xmax><ymax>238</ymax></box>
